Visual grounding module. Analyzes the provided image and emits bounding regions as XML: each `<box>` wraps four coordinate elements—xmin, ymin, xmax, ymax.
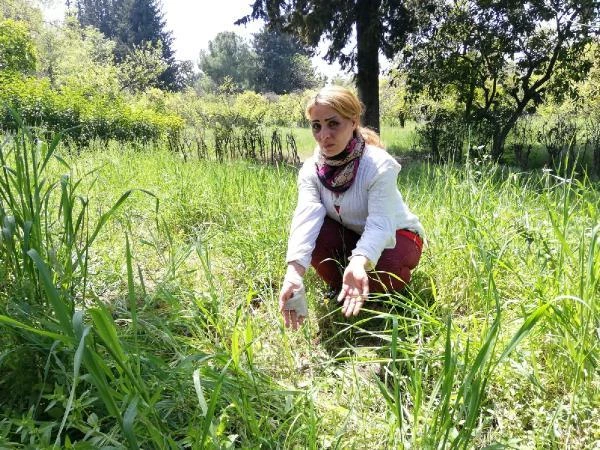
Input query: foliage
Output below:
<box><xmin>0</xmin><ymin>73</ymin><xmax>183</xmax><ymax>144</ymax></box>
<box><xmin>117</xmin><ymin>40</ymin><xmax>168</xmax><ymax>93</ymax></box>
<box><xmin>0</xmin><ymin>19</ymin><xmax>37</xmax><ymax>74</ymax></box>
<box><xmin>37</xmin><ymin>16</ymin><xmax>183</xmax><ymax>96</ymax></box>
<box><xmin>264</xmin><ymin>90</ymin><xmax>312</xmax><ymax>127</ymax></box>
<box><xmin>198</xmin><ymin>28</ymin><xmax>323</xmax><ymax>95</ymax></box>
<box><xmin>402</xmin><ymin>0</ymin><xmax>599</xmax><ymax>159</ymax></box>
<box><xmin>252</xmin><ymin>28</ymin><xmax>322</xmax><ymax>94</ymax></box>
<box><xmin>148</xmin><ymin>86</ymin><xmax>312</xmax><ymax>130</ymax></box>
<box><xmin>73</xmin><ymin>0</ymin><xmax>180</xmax><ymax>90</ymax></box>
<box><xmin>0</xmin><ymin>127</ymin><xmax>310</xmax><ymax>447</ymax></box>
<box><xmin>198</xmin><ymin>32</ymin><xmax>258</xmax><ymax>93</ymax></box>
<box><xmin>36</xmin><ymin>17</ymin><xmax>121</xmax><ymax>97</ymax></box>
<box><xmin>379</xmin><ymin>73</ymin><xmax>410</xmax><ymax>127</ymax></box>
<box><xmin>1</xmin><ymin>134</ymin><xmax>598</xmax><ymax>447</ymax></box>
<box><xmin>237</xmin><ymin>0</ymin><xmax>415</xmax><ymax>131</ymax></box>
<box><xmin>0</xmin><ymin>0</ymin><xmax>44</xmax><ymax>30</ymax></box>
<box><xmin>416</xmin><ymin>104</ymin><xmax>465</xmax><ymax>163</ymax></box>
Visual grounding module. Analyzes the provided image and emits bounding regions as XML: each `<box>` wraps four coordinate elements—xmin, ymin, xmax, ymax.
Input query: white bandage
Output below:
<box><xmin>283</xmin><ymin>269</ymin><xmax>303</xmax><ymax>287</ymax></box>
<box><xmin>283</xmin><ymin>285</ymin><xmax>308</xmax><ymax>317</ymax></box>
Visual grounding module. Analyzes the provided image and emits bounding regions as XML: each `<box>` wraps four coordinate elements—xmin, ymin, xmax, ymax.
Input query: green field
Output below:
<box><xmin>0</xmin><ymin>130</ymin><xmax>599</xmax><ymax>448</ymax></box>
<box><xmin>279</xmin><ymin>123</ymin><xmax>419</xmax><ymax>160</ymax></box>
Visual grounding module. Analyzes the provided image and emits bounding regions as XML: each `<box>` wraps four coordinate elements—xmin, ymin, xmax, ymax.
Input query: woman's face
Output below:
<box><xmin>309</xmin><ymin>104</ymin><xmax>357</xmax><ymax>157</ymax></box>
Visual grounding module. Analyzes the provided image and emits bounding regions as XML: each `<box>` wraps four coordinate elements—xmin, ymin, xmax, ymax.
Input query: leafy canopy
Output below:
<box><xmin>0</xmin><ymin>19</ymin><xmax>37</xmax><ymax>74</ymax></box>
<box><xmin>402</xmin><ymin>0</ymin><xmax>599</xmax><ymax>157</ymax></box>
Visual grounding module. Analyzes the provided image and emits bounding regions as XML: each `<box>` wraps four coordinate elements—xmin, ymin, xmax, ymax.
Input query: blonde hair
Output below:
<box><xmin>305</xmin><ymin>85</ymin><xmax>383</xmax><ymax>147</ymax></box>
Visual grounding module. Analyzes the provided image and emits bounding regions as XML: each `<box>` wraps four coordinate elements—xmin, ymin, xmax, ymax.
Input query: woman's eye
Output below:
<box><xmin>328</xmin><ymin>121</ymin><xmax>339</xmax><ymax>129</ymax></box>
<box><xmin>311</xmin><ymin>123</ymin><xmax>321</xmax><ymax>132</ymax></box>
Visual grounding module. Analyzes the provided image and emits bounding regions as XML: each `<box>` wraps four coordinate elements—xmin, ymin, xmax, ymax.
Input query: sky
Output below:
<box><xmin>42</xmin><ymin>0</ymin><xmax>345</xmax><ymax>79</ymax></box>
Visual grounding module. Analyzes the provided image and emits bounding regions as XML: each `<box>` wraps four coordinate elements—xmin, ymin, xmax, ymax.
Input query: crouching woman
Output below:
<box><xmin>279</xmin><ymin>86</ymin><xmax>425</xmax><ymax>330</ymax></box>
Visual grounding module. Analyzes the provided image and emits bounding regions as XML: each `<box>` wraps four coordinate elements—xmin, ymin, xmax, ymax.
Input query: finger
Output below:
<box><xmin>361</xmin><ymin>276</ymin><xmax>370</xmax><ymax>298</ymax></box>
<box><xmin>345</xmin><ymin>300</ymin><xmax>356</xmax><ymax>317</ymax></box>
<box><xmin>290</xmin><ymin>310</ymin><xmax>298</xmax><ymax>330</ymax></box>
<box><xmin>279</xmin><ymin>290</ymin><xmax>292</xmax><ymax>313</ymax></box>
<box><xmin>342</xmin><ymin>297</ymin><xmax>354</xmax><ymax>317</ymax></box>
<box><xmin>352</xmin><ymin>297</ymin><xmax>364</xmax><ymax>316</ymax></box>
<box><xmin>341</xmin><ymin>296</ymin><xmax>348</xmax><ymax>314</ymax></box>
<box><xmin>337</xmin><ymin>285</ymin><xmax>349</xmax><ymax>303</ymax></box>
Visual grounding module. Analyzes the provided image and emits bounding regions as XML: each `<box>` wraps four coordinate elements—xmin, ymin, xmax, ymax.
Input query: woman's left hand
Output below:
<box><xmin>338</xmin><ymin>256</ymin><xmax>370</xmax><ymax>317</ymax></box>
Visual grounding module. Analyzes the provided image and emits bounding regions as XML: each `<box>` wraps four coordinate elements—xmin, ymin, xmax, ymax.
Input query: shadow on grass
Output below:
<box><xmin>311</xmin><ymin>270</ymin><xmax>437</xmax><ymax>360</ymax></box>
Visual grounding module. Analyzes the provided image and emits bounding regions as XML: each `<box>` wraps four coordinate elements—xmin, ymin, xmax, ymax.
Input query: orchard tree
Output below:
<box><xmin>237</xmin><ymin>0</ymin><xmax>414</xmax><ymax>132</ymax></box>
<box><xmin>402</xmin><ymin>0</ymin><xmax>599</xmax><ymax>159</ymax></box>
<box><xmin>252</xmin><ymin>28</ymin><xmax>322</xmax><ymax>93</ymax></box>
<box><xmin>198</xmin><ymin>31</ymin><xmax>257</xmax><ymax>92</ymax></box>
<box><xmin>117</xmin><ymin>40</ymin><xmax>167</xmax><ymax>92</ymax></box>
<box><xmin>124</xmin><ymin>0</ymin><xmax>177</xmax><ymax>89</ymax></box>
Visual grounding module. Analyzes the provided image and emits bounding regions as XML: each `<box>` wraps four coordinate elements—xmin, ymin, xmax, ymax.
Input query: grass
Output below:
<box><xmin>0</xmin><ymin>124</ymin><xmax>598</xmax><ymax>448</ymax></box>
<box><xmin>267</xmin><ymin>122</ymin><xmax>419</xmax><ymax>161</ymax></box>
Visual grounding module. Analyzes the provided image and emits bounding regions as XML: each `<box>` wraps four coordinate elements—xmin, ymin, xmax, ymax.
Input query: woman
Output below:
<box><xmin>280</xmin><ymin>86</ymin><xmax>424</xmax><ymax>330</ymax></box>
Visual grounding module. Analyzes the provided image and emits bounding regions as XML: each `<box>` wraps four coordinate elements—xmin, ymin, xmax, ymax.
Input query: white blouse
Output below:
<box><xmin>285</xmin><ymin>144</ymin><xmax>425</xmax><ymax>269</ymax></box>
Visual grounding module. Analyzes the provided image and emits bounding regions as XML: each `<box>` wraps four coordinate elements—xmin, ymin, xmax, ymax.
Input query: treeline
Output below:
<box><xmin>2</xmin><ymin>0</ymin><xmax>600</xmax><ymax>175</ymax></box>
<box><xmin>0</xmin><ymin>0</ymin><xmax>327</xmax><ymax>146</ymax></box>
<box><xmin>241</xmin><ymin>0</ymin><xmax>600</xmax><ymax>174</ymax></box>
<box><xmin>0</xmin><ymin>14</ymin><xmax>183</xmax><ymax>144</ymax></box>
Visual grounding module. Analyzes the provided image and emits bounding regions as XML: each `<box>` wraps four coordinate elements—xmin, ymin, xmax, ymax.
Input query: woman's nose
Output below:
<box><xmin>317</xmin><ymin>127</ymin><xmax>330</xmax><ymax>140</ymax></box>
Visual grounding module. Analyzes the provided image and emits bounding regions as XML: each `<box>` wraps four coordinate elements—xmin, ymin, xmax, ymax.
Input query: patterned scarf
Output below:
<box><xmin>315</xmin><ymin>135</ymin><xmax>365</xmax><ymax>193</ymax></box>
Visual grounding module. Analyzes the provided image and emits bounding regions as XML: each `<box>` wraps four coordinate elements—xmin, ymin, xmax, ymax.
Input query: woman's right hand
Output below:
<box><xmin>279</xmin><ymin>262</ymin><xmax>306</xmax><ymax>330</ymax></box>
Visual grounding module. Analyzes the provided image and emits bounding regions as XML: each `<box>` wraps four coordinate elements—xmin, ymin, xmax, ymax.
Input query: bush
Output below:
<box><xmin>0</xmin><ymin>73</ymin><xmax>184</xmax><ymax>144</ymax></box>
<box><xmin>0</xmin><ymin>19</ymin><xmax>37</xmax><ymax>74</ymax></box>
<box><xmin>415</xmin><ymin>104</ymin><xmax>466</xmax><ymax>163</ymax></box>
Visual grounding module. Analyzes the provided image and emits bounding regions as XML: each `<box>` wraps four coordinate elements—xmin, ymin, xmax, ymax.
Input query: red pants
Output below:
<box><xmin>311</xmin><ymin>216</ymin><xmax>423</xmax><ymax>293</ymax></box>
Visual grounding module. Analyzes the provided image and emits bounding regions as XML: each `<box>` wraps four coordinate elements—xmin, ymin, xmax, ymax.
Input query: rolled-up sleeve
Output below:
<box><xmin>285</xmin><ymin>163</ymin><xmax>326</xmax><ymax>269</ymax></box>
<box><xmin>351</xmin><ymin>159</ymin><xmax>400</xmax><ymax>265</ymax></box>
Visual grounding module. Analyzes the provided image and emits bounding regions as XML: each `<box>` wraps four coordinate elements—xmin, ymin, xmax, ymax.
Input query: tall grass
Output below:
<box><xmin>1</xmin><ymin>124</ymin><xmax>598</xmax><ymax>447</ymax></box>
<box><xmin>0</xmin><ymin>123</ymin><xmax>312</xmax><ymax>447</ymax></box>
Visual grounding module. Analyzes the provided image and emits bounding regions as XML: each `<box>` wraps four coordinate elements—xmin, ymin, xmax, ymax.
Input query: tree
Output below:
<box><xmin>198</xmin><ymin>31</ymin><xmax>257</xmax><ymax>92</ymax></box>
<box><xmin>37</xmin><ymin>17</ymin><xmax>121</xmax><ymax>96</ymax></box>
<box><xmin>117</xmin><ymin>40</ymin><xmax>167</xmax><ymax>92</ymax></box>
<box><xmin>1</xmin><ymin>0</ymin><xmax>44</xmax><ymax>27</ymax></box>
<box><xmin>252</xmin><ymin>28</ymin><xmax>321</xmax><ymax>93</ymax></box>
<box><xmin>0</xmin><ymin>19</ymin><xmax>37</xmax><ymax>74</ymax></box>
<box><xmin>122</xmin><ymin>0</ymin><xmax>177</xmax><ymax>89</ymax></box>
<box><xmin>402</xmin><ymin>0</ymin><xmax>599</xmax><ymax>159</ymax></box>
<box><xmin>73</xmin><ymin>0</ymin><xmax>179</xmax><ymax>90</ymax></box>
<box><xmin>237</xmin><ymin>0</ymin><xmax>414</xmax><ymax>132</ymax></box>
<box><xmin>379</xmin><ymin>71</ymin><xmax>409</xmax><ymax>127</ymax></box>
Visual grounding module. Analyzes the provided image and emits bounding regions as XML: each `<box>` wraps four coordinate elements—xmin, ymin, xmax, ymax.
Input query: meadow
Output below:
<box><xmin>0</xmin><ymin>125</ymin><xmax>599</xmax><ymax>448</ymax></box>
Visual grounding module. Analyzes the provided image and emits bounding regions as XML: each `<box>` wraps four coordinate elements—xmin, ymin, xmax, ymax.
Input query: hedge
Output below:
<box><xmin>0</xmin><ymin>73</ymin><xmax>184</xmax><ymax>144</ymax></box>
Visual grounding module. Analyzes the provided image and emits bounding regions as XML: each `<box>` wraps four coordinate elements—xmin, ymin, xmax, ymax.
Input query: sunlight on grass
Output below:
<box><xmin>0</xmin><ymin>125</ymin><xmax>598</xmax><ymax>447</ymax></box>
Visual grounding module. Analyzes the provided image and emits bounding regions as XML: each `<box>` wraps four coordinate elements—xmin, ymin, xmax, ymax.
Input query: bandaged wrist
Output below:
<box><xmin>284</xmin><ymin>268</ymin><xmax>304</xmax><ymax>286</ymax></box>
<box><xmin>283</xmin><ymin>285</ymin><xmax>308</xmax><ymax>317</ymax></box>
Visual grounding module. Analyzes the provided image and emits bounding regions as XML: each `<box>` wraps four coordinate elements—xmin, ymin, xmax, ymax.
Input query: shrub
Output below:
<box><xmin>0</xmin><ymin>19</ymin><xmax>37</xmax><ymax>74</ymax></box>
<box><xmin>0</xmin><ymin>73</ymin><xmax>183</xmax><ymax>144</ymax></box>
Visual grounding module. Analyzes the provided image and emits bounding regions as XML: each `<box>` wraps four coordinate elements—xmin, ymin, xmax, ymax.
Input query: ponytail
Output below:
<box><xmin>357</xmin><ymin>126</ymin><xmax>383</xmax><ymax>148</ymax></box>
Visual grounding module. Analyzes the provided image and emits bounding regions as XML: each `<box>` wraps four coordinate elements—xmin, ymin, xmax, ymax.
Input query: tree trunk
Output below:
<box><xmin>492</xmin><ymin>99</ymin><xmax>529</xmax><ymax>160</ymax></box>
<box><xmin>355</xmin><ymin>0</ymin><xmax>381</xmax><ymax>133</ymax></box>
